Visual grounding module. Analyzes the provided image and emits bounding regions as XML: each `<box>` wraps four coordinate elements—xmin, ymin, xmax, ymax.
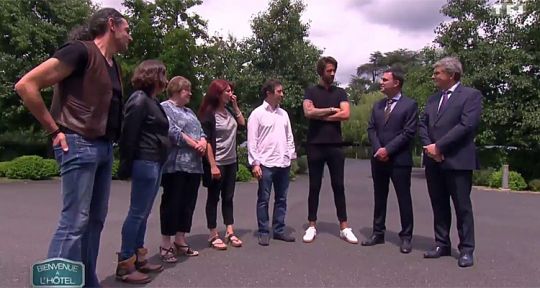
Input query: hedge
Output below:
<box><xmin>473</xmin><ymin>169</ymin><xmax>494</xmax><ymax>187</ymax></box>
<box><xmin>528</xmin><ymin>179</ymin><xmax>540</xmax><ymax>192</ymax></box>
<box><xmin>488</xmin><ymin>170</ymin><xmax>527</xmax><ymax>191</ymax></box>
<box><xmin>296</xmin><ymin>155</ymin><xmax>308</xmax><ymax>174</ymax></box>
<box><xmin>236</xmin><ymin>164</ymin><xmax>252</xmax><ymax>182</ymax></box>
<box><xmin>4</xmin><ymin>155</ymin><xmax>59</xmax><ymax>180</ymax></box>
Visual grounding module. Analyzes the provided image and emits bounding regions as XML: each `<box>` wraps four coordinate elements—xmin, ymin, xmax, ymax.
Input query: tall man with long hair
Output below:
<box><xmin>302</xmin><ymin>56</ymin><xmax>358</xmax><ymax>244</ymax></box>
<box><xmin>15</xmin><ymin>8</ymin><xmax>132</xmax><ymax>286</ymax></box>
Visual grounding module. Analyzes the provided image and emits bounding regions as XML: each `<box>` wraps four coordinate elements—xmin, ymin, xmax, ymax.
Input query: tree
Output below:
<box><xmin>242</xmin><ymin>0</ymin><xmax>322</xmax><ymax>144</ymax></box>
<box><xmin>350</xmin><ymin>49</ymin><xmax>421</xmax><ymax>96</ymax></box>
<box><xmin>121</xmin><ymin>0</ymin><xmax>208</xmax><ymax>107</ymax></box>
<box><xmin>342</xmin><ymin>91</ymin><xmax>384</xmax><ymax>146</ymax></box>
<box><xmin>435</xmin><ymin>0</ymin><xmax>540</xmax><ymax>148</ymax></box>
<box><xmin>435</xmin><ymin>0</ymin><xmax>540</xmax><ymax>180</ymax></box>
<box><xmin>0</xmin><ymin>0</ymin><xmax>94</xmax><ymax>134</ymax></box>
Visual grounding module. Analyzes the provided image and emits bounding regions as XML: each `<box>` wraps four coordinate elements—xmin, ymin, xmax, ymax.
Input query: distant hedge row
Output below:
<box><xmin>473</xmin><ymin>168</ymin><xmax>539</xmax><ymax>192</ymax></box>
<box><xmin>0</xmin><ymin>152</ymin><xmax>310</xmax><ymax>183</ymax></box>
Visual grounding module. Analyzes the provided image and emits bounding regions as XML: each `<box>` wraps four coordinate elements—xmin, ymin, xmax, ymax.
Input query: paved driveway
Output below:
<box><xmin>1</xmin><ymin>159</ymin><xmax>539</xmax><ymax>287</ymax></box>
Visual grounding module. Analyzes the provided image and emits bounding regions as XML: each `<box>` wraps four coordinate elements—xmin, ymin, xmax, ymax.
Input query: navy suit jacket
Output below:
<box><xmin>418</xmin><ymin>84</ymin><xmax>483</xmax><ymax>170</ymax></box>
<box><xmin>367</xmin><ymin>95</ymin><xmax>418</xmax><ymax>167</ymax></box>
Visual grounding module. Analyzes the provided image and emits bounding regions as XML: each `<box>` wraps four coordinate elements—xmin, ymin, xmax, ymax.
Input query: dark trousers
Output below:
<box><xmin>425</xmin><ymin>164</ymin><xmax>475</xmax><ymax>254</ymax></box>
<box><xmin>206</xmin><ymin>163</ymin><xmax>237</xmax><ymax>229</ymax></box>
<box><xmin>160</xmin><ymin>171</ymin><xmax>201</xmax><ymax>235</ymax></box>
<box><xmin>307</xmin><ymin>145</ymin><xmax>347</xmax><ymax>222</ymax></box>
<box><xmin>256</xmin><ymin>166</ymin><xmax>290</xmax><ymax>235</ymax></box>
<box><xmin>371</xmin><ymin>160</ymin><xmax>413</xmax><ymax>240</ymax></box>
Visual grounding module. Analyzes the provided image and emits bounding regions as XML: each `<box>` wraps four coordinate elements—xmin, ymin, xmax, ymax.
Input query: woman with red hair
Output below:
<box><xmin>199</xmin><ymin>79</ymin><xmax>245</xmax><ymax>250</ymax></box>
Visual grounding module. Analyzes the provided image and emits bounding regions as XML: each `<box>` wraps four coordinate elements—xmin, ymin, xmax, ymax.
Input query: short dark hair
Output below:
<box><xmin>316</xmin><ymin>56</ymin><xmax>338</xmax><ymax>76</ymax></box>
<box><xmin>383</xmin><ymin>68</ymin><xmax>405</xmax><ymax>88</ymax></box>
<box><xmin>131</xmin><ymin>59</ymin><xmax>167</xmax><ymax>95</ymax></box>
<box><xmin>69</xmin><ymin>8</ymin><xmax>125</xmax><ymax>41</ymax></box>
<box><xmin>260</xmin><ymin>79</ymin><xmax>282</xmax><ymax>99</ymax></box>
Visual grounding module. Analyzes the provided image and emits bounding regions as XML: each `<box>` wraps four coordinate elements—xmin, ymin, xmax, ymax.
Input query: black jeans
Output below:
<box><xmin>160</xmin><ymin>171</ymin><xmax>201</xmax><ymax>235</ymax></box>
<box><xmin>306</xmin><ymin>145</ymin><xmax>347</xmax><ymax>222</ymax></box>
<box><xmin>206</xmin><ymin>163</ymin><xmax>237</xmax><ymax>229</ymax></box>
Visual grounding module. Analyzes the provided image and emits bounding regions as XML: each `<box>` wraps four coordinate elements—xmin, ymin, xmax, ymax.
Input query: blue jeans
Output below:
<box><xmin>120</xmin><ymin>160</ymin><xmax>162</xmax><ymax>260</ymax></box>
<box><xmin>50</xmin><ymin>133</ymin><xmax>113</xmax><ymax>288</ymax></box>
<box><xmin>256</xmin><ymin>166</ymin><xmax>290</xmax><ymax>235</ymax></box>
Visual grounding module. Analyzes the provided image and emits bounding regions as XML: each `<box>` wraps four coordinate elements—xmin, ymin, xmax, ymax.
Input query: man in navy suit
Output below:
<box><xmin>362</xmin><ymin>69</ymin><xmax>418</xmax><ymax>254</ymax></box>
<box><xmin>419</xmin><ymin>57</ymin><xmax>482</xmax><ymax>268</ymax></box>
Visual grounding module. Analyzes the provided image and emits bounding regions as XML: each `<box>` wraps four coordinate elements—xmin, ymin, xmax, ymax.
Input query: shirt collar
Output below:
<box><xmin>316</xmin><ymin>83</ymin><xmax>336</xmax><ymax>91</ymax></box>
<box><xmin>386</xmin><ymin>92</ymin><xmax>401</xmax><ymax>102</ymax></box>
<box><xmin>446</xmin><ymin>82</ymin><xmax>461</xmax><ymax>94</ymax></box>
<box><xmin>262</xmin><ymin>100</ymin><xmax>279</xmax><ymax>112</ymax></box>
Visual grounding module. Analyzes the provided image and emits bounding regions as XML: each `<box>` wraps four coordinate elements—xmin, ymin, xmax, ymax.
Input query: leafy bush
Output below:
<box><xmin>473</xmin><ymin>169</ymin><xmax>494</xmax><ymax>186</ymax></box>
<box><xmin>4</xmin><ymin>156</ymin><xmax>58</xmax><ymax>180</ymax></box>
<box><xmin>413</xmin><ymin>155</ymin><xmax>422</xmax><ymax>168</ymax></box>
<box><xmin>296</xmin><ymin>155</ymin><xmax>308</xmax><ymax>174</ymax></box>
<box><xmin>289</xmin><ymin>162</ymin><xmax>297</xmax><ymax>180</ymax></box>
<box><xmin>488</xmin><ymin>169</ymin><xmax>527</xmax><ymax>191</ymax></box>
<box><xmin>342</xmin><ymin>92</ymin><xmax>384</xmax><ymax>146</ymax></box>
<box><xmin>528</xmin><ymin>179</ymin><xmax>540</xmax><ymax>192</ymax></box>
<box><xmin>291</xmin><ymin>159</ymin><xmax>299</xmax><ymax>174</ymax></box>
<box><xmin>0</xmin><ymin>161</ymin><xmax>10</xmax><ymax>177</ymax></box>
<box><xmin>112</xmin><ymin>160</ymin><xmax>120</xmax><ymax>179</ymax></box>
<box><xmin>236</xmin><ymin>164</ymin><xmax>252</xmax><ymax>182</ymax></box>
<box><xmin>237</xmin><ymin>146</ymin><xmax>249</xmax><ymax>168</ymax></box>
<box><xmin>42</xmin><ymin>159</ymin><xmax>60</xmax><ymax>177</ymax></box>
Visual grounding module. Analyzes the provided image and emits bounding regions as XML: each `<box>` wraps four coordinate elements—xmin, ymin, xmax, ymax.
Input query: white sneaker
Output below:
<box><xmin>303</xmin><ymin>226</ymin><xmax>317</xmax><ymax>243</ymax></box>
<box><xmin>340</xmin><ymin>228</ymin><xmax>358</xmax><ymax>244</ymax></box>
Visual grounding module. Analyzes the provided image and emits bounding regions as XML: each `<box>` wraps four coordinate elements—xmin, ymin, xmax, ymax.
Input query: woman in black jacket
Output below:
<box><xmin>116</xmin><ymin>60</ymin><xmax>170</xmax><ymax>284</ymax></box>
<box><xmin>199</xmin><ymin>79</ymin><xmax>245</xmax><ymax>250</ymax></box>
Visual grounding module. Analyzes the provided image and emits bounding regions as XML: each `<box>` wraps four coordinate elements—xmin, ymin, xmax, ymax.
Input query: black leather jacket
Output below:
<box><xmin>118</xmin><ymin>90</ymin><xmax>170</xmax><ymax>179</ymax></box>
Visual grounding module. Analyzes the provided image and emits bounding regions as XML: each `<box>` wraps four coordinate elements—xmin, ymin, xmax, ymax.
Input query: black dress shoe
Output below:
<box><xmin>400</xmin><ymin>239</ymin><xmax>412</xmax><ymax>254</ymax></box>
<box><xmin>423</xmin><ymin>246</ymin><xmax>451</xmax><ymax>258</ymax></box>
<box><xmin>361</xmin><ymin>235</ymin><xmax>385</xmax><ymax>246</ymax></box>
<box><xmin>258</xmin><ymin>234</ymin><xmax>270</xmax><ymax>246</ymax></box>
<box><xmin>458</xmin><ymin>253</ymin><xmax>474</xmax><ymax>267</ymax></box>
<box><xmin>273</xmin><ymin>233</ymin><xmax>295</xmax><ymax>242</ymax></box>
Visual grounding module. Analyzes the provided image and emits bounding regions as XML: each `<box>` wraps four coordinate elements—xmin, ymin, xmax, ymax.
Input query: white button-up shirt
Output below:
<box><xmin>247</xmin><ymin>101</ymin><xmax>296</xmax><ymax>168</ymax></box>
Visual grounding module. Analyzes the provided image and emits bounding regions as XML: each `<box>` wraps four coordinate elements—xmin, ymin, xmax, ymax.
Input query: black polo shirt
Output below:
<box><xmin>304</xmin><ymin>84</ymin><xmax>348</xmax><ymax>144</ymax></box>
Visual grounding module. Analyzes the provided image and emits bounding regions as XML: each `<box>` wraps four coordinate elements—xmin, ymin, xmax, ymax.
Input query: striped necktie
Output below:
<box><xmin>384</xmin><ymin>98</ymin><xmax>397</xmax><ymax>122</ymax></box>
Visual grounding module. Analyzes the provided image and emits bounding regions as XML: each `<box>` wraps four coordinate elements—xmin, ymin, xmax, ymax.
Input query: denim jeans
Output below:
<box><xmin>50</xmin><ymin>133</ymin><xmax>113</xmax><ymax>288</ymax></box>
<box><xmin>256</xmin><ymin>165</ymin><xmax>290</xmax><ymax>235</ymax></box>
<box><xmin>120</xmin><ymin>160</ymin><xmax>162</xmax><ymax>260</ymax></box>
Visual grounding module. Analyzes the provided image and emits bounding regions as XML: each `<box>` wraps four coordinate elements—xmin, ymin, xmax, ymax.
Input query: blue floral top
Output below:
<box><xmin>161</xmin><ymin>100</ymin><xmax>206</xmax><ymax>174</ymax></box>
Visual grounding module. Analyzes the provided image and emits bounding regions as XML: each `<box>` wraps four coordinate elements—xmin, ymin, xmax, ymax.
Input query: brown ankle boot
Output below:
<box><xmin>136</xmin><ymin>248</ymin><xmax>164</xmax><ymax>273</ymax></box>
<box><xmin>115</xmin><ymin>254</ymin><xmax>152</xmax><ymax>284</ymax></box>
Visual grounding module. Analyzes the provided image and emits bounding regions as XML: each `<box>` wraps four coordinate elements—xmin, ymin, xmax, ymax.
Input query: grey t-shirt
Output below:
<box><xmin>215</xmin><ymin>109</ymin><xmax>237</xmax><ymax>165</ymax></box>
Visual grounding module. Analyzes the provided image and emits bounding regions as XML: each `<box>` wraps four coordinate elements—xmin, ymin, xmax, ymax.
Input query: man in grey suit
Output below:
<box><xmin>362</xmin><ymin>69</ymin><xmax>418</xmax><ymax>254</ymax></box>
<box><xmin>419</xmin><ymin>57</ymin><xmax>482</xmax><ymax>268</ymax></box>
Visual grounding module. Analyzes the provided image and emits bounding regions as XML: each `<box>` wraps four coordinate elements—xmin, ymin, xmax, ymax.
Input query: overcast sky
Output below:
<box><xmin>96</xmin><ymin>0</ymin><xmax>448</xmax><ymax>85</ymax></box>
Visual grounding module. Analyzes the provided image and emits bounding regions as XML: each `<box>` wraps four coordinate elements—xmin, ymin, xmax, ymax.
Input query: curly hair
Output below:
<box><xmin>131</xmin><ymin>59</ymin><xmax>167</xmax><ymax>95</ymax></box>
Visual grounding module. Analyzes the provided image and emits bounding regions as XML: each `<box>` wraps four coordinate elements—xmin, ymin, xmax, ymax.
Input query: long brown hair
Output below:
<box><xmin>198</xmin><ymin>79</ymin><xmax>230</xmax><ymax>119</ymax></box>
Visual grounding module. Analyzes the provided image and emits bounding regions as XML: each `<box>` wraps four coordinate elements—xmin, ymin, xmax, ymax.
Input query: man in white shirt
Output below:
<box><xmin>248</xmin><ymin>79</ymin><xmax>296</xmax><ymax>246</ymax></box>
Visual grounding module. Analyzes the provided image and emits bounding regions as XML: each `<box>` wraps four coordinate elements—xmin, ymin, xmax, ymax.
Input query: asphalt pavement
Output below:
<box><xmin>1</xmin><ymin>159</ymin><xmax>539</xmax><ymax>287</ymax></box>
